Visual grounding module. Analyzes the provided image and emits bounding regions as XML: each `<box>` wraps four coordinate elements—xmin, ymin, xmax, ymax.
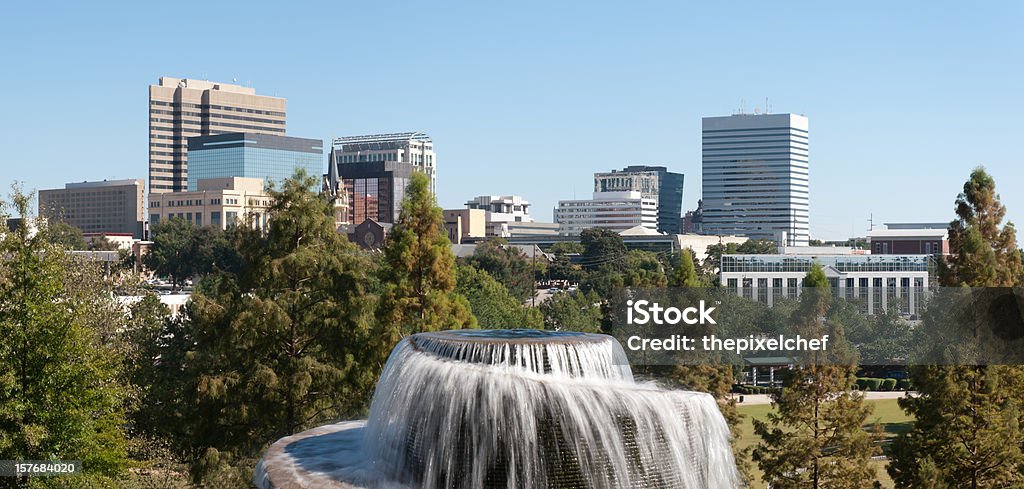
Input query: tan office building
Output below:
<box><xmin>149</xmin><ymin>77</ymin><xmax>286</xmax><ymax>193</ymax></box>
<box><xmin>443</xmin><ymin>208</ymin><xmax>487</xmax><ymax>244</ymax></box>
<box><xmin>39</xmin><ymin>179</ymin><xmax>146</xmax><ymax>238</ymax></box>
<box><xmin>148</xmin><ymin>177</ymin><xmax>272</xmax><ymax>231</ymax></box>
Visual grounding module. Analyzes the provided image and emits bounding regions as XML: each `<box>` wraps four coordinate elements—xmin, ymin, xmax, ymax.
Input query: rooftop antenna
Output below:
<box><xmin>765</xmin><ymin>97</ymin><xmax>770</xmax><ymax>114</ymax></box>
<box><xmin>867</xmin><ymin>213</ymin><xmax>875</xmax><ymax>231</ymax></box>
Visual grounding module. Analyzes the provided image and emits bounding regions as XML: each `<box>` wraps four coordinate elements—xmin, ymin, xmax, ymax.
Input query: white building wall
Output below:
<box><xmin>555</xmin><ymin>191</ymin><xmax>658</xmax><ymax>236</ymax></box>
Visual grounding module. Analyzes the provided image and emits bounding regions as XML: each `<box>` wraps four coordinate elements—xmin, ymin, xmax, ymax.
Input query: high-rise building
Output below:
<box><xmin>333</xmin><ymin>161</ymin><xmax>416</xmax><ymax>224</ymax></box>
<box><xmin>39</xmin><ymin>179</ymin><xmax>146</xmax><ymax>238</ymax></box>
<box><xmin>186</xmin><ymin>133</ymin><xmax>323</xmax><ymax>191</ymax></box>
<box><xmin>328</xmin><ymin>133</ymin><xmax>435</xmax><ymax>194</ymax></box>
<box><xmin>593</xmin><ymin>165</ymin><xmax>684</xmax><ymax>234</ymax></box>
<box><xmin>148</xmin><ymin>177</ymin><xmax>272</xmax><ymax>231</ymax></box>
<box><xmin>149</xmin><ymin>77</ymin><xmax>286</xmax><ymax>193</ymax></box>
<box><xmin>702</xmin><ymin>113</ymin><xmax>809</xmax><ymax>246</ymax></box>
<box><xmin>554</xmin><ymin>191</ymin><xmax>658</xmax><ymax>236</ymax></box>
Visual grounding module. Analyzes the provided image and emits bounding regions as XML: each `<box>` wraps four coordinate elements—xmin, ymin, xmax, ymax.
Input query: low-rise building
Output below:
<box><xmin>444</xmin><ymin>209</ymin><xmax>487</xmax><ymax>244</ymax></box>
<box><xmin>867</xmin><ymin>223</ymin><xmax>949</xmax><ymax>256</ymax></box>
<box><xmin>720</xmin><ymin>251</ymin><xmax>930</xmax><ymax>316</ymax></box>
<box><xmin>147</xmin><ymin>177</ymin><xmax>271</xmax><ymax>232</ymax></box>
<box><xmin>555</xmin><ymin>191</ymin><xmax>658</xmax><ymax>236</ymax></box>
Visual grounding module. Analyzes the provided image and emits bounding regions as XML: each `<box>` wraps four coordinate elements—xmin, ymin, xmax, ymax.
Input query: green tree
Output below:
<box><xmin>889</xmin><ymin>167</ymin><xmax>1024</xmax><ymax>489</ymax></box>
<box><xmin>540</xmin><ymin>289</ymin><xmax>604</xmax><ymax>333</ymax></box>
<box><xmin>753</xmin><ymin>265</ymin><xmax>877</xmax><ymax>489</ymax></box>
<box><xmin>0</xmin><ymin>187</ymin><xmax>128</xmax><ymax>484</ymax></box>
<box><xmin>43</xmin><ymin>220</ymin><xmax>86</xmax><ymax>250</ymax></box>
<box><xmin>145</xmin><ymin>218</ymin><xmax>236</xmax><ymax>288</ymax></box>
<box><xmin>456</xmin><ymin>265</ymin><xmax>543</xmax><ymax>329</ymax></box>
<box><xmin>464</xmin><ymin>238</ymin><xmax>537</xmax><ymax>302</ymax></box>
<box><xmin>669</xmin><ymin>248</ymin><xmax>703</xmax><ymax>287</ymax></box>
<box><xmin>579</xmin><ymin>228</ymin><xmax>628</xmax><ymax>271</ymax></box>
<box><xmin>136</xmin><ymin>170</ymin><xmax>381</xmax><ymax>483</ymax></box>
<box><xmin>378</xmin><ymin>171</ymin><xmax>474</xmax><ymax>345</ymax></box>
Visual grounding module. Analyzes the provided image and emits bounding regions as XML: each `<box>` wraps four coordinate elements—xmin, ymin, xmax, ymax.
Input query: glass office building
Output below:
<box><xmin>187</xmin><ymin>133</ymin><xmax>323</xmax><ymax>191</ymax></box>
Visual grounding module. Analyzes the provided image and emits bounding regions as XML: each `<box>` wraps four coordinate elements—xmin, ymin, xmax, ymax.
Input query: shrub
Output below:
<box><xmin>897</xmin><ymin>379</ymin><xmax>912</xmax><ymax>391</ymax></box>
<box><xmin>865</xmin><ymin>378</ymin><xmax>883</xmax><ymax>391</ymax></box>
<box><xmin>881</xmin><ymin>378</ymin><xmax>898</xmax><ymax>391</ymax></box>
<box><xmin>856</xmin><ymin>378</ymin><xmax>870</xmax><ymax>390</ymax></box>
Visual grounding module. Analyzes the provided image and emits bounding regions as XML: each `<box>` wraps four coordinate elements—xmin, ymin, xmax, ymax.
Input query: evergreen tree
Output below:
<box><xmin>464</xmin><ymin>238</ymin><xmax>537</xmax><ymax>302</ymax></box>
<box><xmin>137</xmin><ymin>170</ymin><xmax>381</xmax><ymax>482</ymax></box>
<box><xmin>541</xmin><ymin>290</ymin><xmax>604</xmax><ymax>333</ymax></box>
<box><xmin>889</xmin><ymin>167</ymin><xmax>1024</xmax><ymax>488</ymax></box>
<box><xmin>456</xmin><ymin>265</ymin><xmax>543</xmax><ymax>329</ymax></box>
<box><xmin>669</xmin><ymin>248</ymin><xmax>703</xmax><ymax>287</ymax></box>
<box><xmin>378</xmin><ymin>171</ymin><xmax>474</xmax><ymax>345</ymax></box>
<box><xmin>753</xmin><ymin>265</ymin><xmax>877</xmax><ymax>489</ymax></box>
<box><xmin>0</xmin><ymin>187</ymin><xmax>128</xmax><ymax>484</ymax></box>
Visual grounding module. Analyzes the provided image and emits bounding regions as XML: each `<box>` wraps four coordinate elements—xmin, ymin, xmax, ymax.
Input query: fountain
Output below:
<box><xmin>255</xmin><ymin>329</ymin><xmax>739</xmax><ymax>488</ymax></box>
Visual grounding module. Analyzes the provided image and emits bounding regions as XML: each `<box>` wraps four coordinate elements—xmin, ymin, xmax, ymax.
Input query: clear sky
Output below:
<box><xmin>1</xmin><ymin>1</ymin><xmax>1022</xmax><ymax>240</ymax></box>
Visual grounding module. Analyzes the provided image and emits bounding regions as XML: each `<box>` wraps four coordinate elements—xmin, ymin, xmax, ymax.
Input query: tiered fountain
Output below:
<box><xmin>255</xmin><ymin>329</ymin><xmax>739</xmax><ymax>488</ymax></box>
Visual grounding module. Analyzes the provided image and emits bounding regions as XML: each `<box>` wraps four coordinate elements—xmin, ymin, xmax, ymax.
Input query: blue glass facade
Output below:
<box><xmin>187</xmin><ymin>133</ymin><xmax>323</xmax><ymax>191</ymax></box>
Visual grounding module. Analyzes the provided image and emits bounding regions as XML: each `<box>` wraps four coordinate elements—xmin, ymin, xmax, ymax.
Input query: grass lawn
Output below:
<box><xmin>735</xmin><ymin>398</ymin><xmax>915</xmax><ymax>488</ymax></box>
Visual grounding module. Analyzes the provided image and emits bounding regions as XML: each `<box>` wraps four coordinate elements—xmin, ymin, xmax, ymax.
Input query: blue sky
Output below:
<box><xmin>1</xmin><ymin>1</ymin><xmax>1022</xmax><ymax>240</ymax></box>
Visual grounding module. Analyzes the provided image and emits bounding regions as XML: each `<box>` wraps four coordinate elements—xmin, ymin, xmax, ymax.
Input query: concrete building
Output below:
<box><xmin>594</xmin><ymin>165</ymin><xmax>684</xmax><ymax>234</ymax></box>
<box><xmin>186</xmin><ymin>132</ymin><xmax>323</xmax><ymax>191</ymax></box>
<box><xmin>329</xmin><ymin>133</ymin><xmax>435</xmax><ymax>194</ymax></box>
<box><xmin>555</xmin><ymin>191</ymin><xmax>658</xmax><ymax>236</ymax></box>
<box><xmin>702</xmin><ymin>113</ymin><xmax>810</xmax><ymax>246</ymax></box>
<box><xmin>721</xmin><ymin>251</ymin><xmax>930</xmax><ymax>316</ymax></box>
<box><xmin>464</xmin><ymin>195</ymin><xmax>552</xmax><ymax>237</ymax></box>
<box><xmin>444</xmin><ymin>208</ymin><xmax>487</xmax><ymax>244</ymax></box>
<box><xmin>39</xmin><ymin>179</ymin><xmax>145</xmax><ymax>238</ymax></box>
<box><xmin>149</xmin><ymin>77</ymin><xmax>286</xmax><ymax>193</ymax></box>
<box><xmin>147</xmin><ymin>177</ymin><xmax>271</xmax><ymax>231</ymax></box>
<box><xmin>868</xmin><ymin>223</ymin><xmax>949</xmax><ymax>255</ymax></box>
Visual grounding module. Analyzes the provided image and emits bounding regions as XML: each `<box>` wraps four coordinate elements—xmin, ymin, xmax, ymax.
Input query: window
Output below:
<box><xmin>211</xmin><ymin>211</ymin><xmax>221</xmax><ymax>227</ymax></box>
<box><xmin>226</xmin><ymin>211</ymin><xmax>238</xmax><ymax>228</ymax></box>
<box><xmin>195</xmin><ymin>214</ymin><xmax>202</xmax><ymax>227</ymax></box>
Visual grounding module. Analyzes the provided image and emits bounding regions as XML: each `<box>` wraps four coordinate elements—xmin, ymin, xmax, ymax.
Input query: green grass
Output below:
<box><xmin>736</xmin><ymin>398</ymin><xmax>914</xmax><ymax>489</ymax></box>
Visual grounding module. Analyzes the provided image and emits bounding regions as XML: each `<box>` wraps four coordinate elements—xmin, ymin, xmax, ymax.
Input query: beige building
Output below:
<box><xmin>39</xmin><ymin>179</ymin><xmax>146</xmax><ymax>238</ymax></box>
<box><xmin>444</xmin><ymin>209</ymin><xmax>487</xmax><ymax>244</ymax></box>
<box><xmin>148</xmin><ymin>177</ymin><xmax>271</xmax><ymax>231</ymax></box>
<box><xmin>149</xmin><ymin>77</ymin><xmax>286</xmax><ymax>193</ymax></box>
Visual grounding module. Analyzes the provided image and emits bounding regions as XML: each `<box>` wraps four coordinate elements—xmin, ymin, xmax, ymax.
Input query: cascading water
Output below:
<box><xmin>254</xmin><ymin>329</ymin><xmax>740</xmax><ymax>489</ymax></box>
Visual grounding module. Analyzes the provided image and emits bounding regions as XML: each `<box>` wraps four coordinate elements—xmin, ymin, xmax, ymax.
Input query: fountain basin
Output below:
<box><xmin>256</xmin><ymin>329</ymin><xmax>739</xmax><ymax>489</ymax></box>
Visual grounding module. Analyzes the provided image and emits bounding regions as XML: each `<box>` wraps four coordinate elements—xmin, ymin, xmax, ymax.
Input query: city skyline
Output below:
<box><xmin>2</xmin><ymin>2</ymin><xmax>1023</xmax><ymax>241</ymax></box>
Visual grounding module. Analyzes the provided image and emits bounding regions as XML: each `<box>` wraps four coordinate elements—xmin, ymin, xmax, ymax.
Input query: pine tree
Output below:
<box><xmin>0</xmin><ymin>187</ymin><xmax>128</xmax><ymax>483</ymax></box>
<box><xmin>378</xmin><ymin>171</ymin><xmax>474</xmax><ymax>346</ymax></box>
<box><xmin>753</xmin><ymin>264</ymin><xmax>877</xmax><ymax>489</ymax></box>
<box><xmin>889</xmin><ymin>167</ymin><xmax>1024</xmax><ymax>488</ymax></box>
<box><xmin>137</xmin><ymin>170</ymin><xmax>381</xmax><ymax>481</ymax></box>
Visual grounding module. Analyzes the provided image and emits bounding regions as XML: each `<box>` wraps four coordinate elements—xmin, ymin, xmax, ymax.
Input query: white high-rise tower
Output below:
<box><xmin>701</xmin><ymin>113</ymin><xmax>809</xmax><ymax>246</ymax></box>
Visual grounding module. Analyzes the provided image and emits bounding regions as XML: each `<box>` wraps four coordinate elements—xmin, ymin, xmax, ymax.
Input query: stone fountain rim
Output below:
<box><xmin>412</xmin><ymin>328</ymin><xmax>611</xmax><ymax>346</ymax></box>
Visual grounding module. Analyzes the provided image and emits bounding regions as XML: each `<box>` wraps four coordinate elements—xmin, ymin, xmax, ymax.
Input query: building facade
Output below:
<box><xmin>464</xmin><ymin>195</ymin><xmax>541</xmax><ymax>237</ymax></box>
<box><xmin>554</xmin><ymin>191</ymin><xmax>658</xmax><ymax>236</ymax></box>
<box><xmin>720</xmin><ymin>252</ymin><xmax>930</xmax><ymax>316</ymax></box>
<box><xmin>332</xmin><ymin>161</ymin><xmax>416</xmax><ymax>224</ymax></box>
<box><xmin>39</xmin><ymin>179</ymin><xmax>145</xmax><ymax>238</ymax></box>
<box><xmin>594</xmin><ymin>165</ymin><xmax>684</xmax><ymax>234</ymax></box>
<box><xmin>868</xmin><ymin>223</ymin><xmax>949</xmax><ymax>255</ymax></box>
<box><xmin>147</xmin><ymin>177</ymin><xmax>271</xmax><ymax>231</ymax></box>
<box><xmin>443</xmin><ymin>208</ymin><xmax>487</xmax><ymax>244</ymax></box>
<box><xmin>149</xmin><ymin>77</ymin><xmax>286</xmax><ymax>193</ymax></box>
<box><xmin>186</xmin><ymin>132</ymin><xmax>323</xmax><ymax>191</ymax></box>
<box><xmin>702</xmin><ymin>113</ymin><xmax>810</xmax><ymax>246</ymax></box>
<box><xmin>329</xmin><ymin>132</ymin><xmax>435</xmax><ymax>194</ymax></box>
